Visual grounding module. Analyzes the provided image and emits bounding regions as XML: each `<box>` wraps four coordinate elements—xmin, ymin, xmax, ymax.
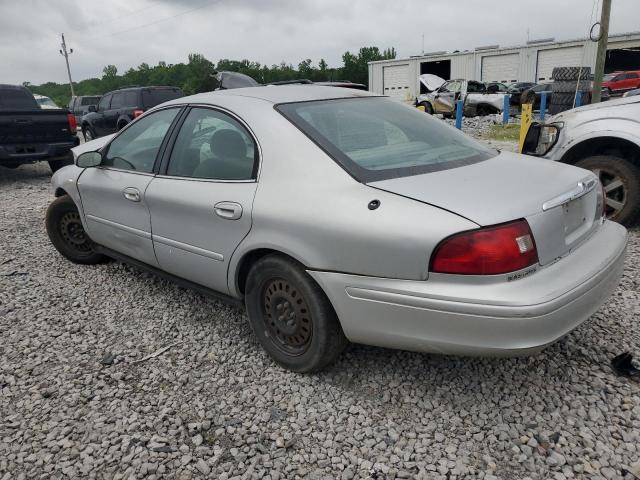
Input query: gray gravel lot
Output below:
<box><xmin>1</xmin><ymin>162</ymin><xmax>639</xmax><ymax>480</ymax></box>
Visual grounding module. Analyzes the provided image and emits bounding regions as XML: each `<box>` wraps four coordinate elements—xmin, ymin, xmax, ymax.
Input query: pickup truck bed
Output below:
<box><xmin>0</xmin><ymin>84</ymin><xmax>79</xmax><ymax>172</ymax></box>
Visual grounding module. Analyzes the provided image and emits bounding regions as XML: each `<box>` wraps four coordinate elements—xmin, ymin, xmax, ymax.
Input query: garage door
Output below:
<box><xmin>481</xmin><ymin>53</ymin><xmax>519</xmax><ymax>83</ymax></box>
<box><xmin>536</xmin><ymin>47</ymin><xmax>583</xmax><ymax>81</ymax></box>
<box><xmin>383</xmin><ymin>64</ymin><xmax>410</xmax><ymax>101</ymax></box>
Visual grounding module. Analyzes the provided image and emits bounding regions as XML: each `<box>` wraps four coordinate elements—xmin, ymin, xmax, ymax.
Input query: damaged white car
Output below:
<box><xmin>417</xmin><ymin>76</ymin><xmax>507</xmax><ymax>117</ymax></box>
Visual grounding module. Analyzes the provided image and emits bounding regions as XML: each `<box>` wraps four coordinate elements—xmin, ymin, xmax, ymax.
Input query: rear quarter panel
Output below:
<box><xmin>218</xmin><ymin>98</ymin><xmax>478</xmax><ymax>296</ymax></box>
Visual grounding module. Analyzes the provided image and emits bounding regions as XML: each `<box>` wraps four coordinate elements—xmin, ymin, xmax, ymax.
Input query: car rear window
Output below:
<box><xmin>142</xmin><ymin>88</ymin><xmax>183</xmax><ymax>108</ymax></box>
<box><xmin>276</xmin><ymin>97</ymin><xmax>496</xmax><ymax>182</ymax></box>
<box><xmin>0</xmin><ymin>87</ymin><xmax>39</xmax><ymax>110</ymax></box>
<box><xmin>81</xmin><ymin>96</ymin><xmax>100</xmax><ymax>106</ymax></box>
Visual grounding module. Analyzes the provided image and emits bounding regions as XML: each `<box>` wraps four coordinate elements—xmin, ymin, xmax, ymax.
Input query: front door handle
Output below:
<box><xmin>214</xmin><ymin>201</ymin><xmax>242</xmax><ymax>220</ymax></box>
<box><xmin>123</xmin><ymin>187</ymin><xmax>141</xmax><ymax>202</ymax></box>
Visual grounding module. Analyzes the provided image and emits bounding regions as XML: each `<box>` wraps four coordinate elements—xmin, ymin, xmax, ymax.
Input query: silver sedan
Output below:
<box><xmin>46</xmin><ymin>86</ymin><xmax>627</xmax><ymax>372</ymax></box>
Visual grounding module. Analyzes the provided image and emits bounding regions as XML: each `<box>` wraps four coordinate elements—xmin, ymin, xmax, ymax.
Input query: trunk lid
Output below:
<box><xmin>369</xmin><ymin>151</ymin><xmax>602</xmax><ymax>265</ymax></box>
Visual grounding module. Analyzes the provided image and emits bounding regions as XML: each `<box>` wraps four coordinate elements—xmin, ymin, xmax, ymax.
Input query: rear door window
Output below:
<box><xmin>80</xmin><ymin>97</ymin><xmax>100</xmax><ymax>106</ymax></box>
<box><xmin>110</xmin><ymin>92</ymin><xmax>125</xmax><ymax>109</ymax></box>
<box><xmin>98</xmin><ymin>94</ymin><xmax>112</xmax><ymax>111</ymax></box>
<box><xmin>142</xmin><ymin>88</ymin><xmax>183</xmax><ymax>108</ymax></box>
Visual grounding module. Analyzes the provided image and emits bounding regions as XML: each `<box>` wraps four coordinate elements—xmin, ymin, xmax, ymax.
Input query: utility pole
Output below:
<box><xmin>592</xmin><ymin>0</ymin><xmax>612</xmax><ymax>103</ymax></box>
<box><xmin>59</xmin><ymin>33</ymin><xmax>76</xmax><ymax>97</ymax></box>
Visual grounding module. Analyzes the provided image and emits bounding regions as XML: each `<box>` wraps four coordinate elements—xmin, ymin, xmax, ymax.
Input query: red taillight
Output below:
<box><xmin>133</xmin><ymin>109</ymin><xmax>144</xmax><ymax>118</ymax></box>
<box><xmin>430</xmin><ymin>220</ymin><xmax>538</xmax><ymax>275</ymax></box>
<box><xmin>67</xmin><ymin>113</ymin><xmax>77</xmax><ymax>132</ymax></box>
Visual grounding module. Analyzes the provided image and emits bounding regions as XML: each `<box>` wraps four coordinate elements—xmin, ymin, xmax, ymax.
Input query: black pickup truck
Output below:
<box><xmin>0</xmin><ymin>84</ymin><xmax>79</xmax><ymax>173</ymax></box>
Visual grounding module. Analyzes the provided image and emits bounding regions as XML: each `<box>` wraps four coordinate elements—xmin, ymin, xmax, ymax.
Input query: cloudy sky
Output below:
<box><xmin>1</xmin><ymin>0</ymin><xmax>639</xmax><ymax>85</ymax></box>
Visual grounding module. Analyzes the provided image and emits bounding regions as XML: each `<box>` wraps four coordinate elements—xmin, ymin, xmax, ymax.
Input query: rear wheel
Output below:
<box><xmin>245</xmin><ymin>255</ymin><xmax>348</xmax><ymax>372</ymax></box>
<box><xmin>575</xmin><ymin>155</ymin><xmax>640</xmax><ymax>226</ymax></box>
<box><xmin>46</xmin><ymin>195</ymin><xmax>107</xmax><ymax>264</ymax></box>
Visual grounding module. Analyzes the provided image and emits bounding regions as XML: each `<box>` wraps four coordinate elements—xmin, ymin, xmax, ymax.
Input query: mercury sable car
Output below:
<box><xmin>46</xmin><ymin>86</ymin><xmax>627</xmax><ymax>372</ymax></box>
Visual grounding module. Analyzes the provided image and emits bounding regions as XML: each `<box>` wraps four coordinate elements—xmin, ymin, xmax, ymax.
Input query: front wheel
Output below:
<box><xmin>575</xmin><ymin>155</ymin><xmax>640</xmax><ymax>226</ymax></box>
<box><xmin>46</xmin><ymin>195</ymin><xmax>107</xmax><ymax>264</ymax></box>
<box><xmin>82</xmin><ymin>126</ymin><xmax>95</xmax><ymax>142</ymax></box>
<box><xmin>418</xmin><ymin>102</ymin><xmax>433</xmax><ymax>114</ymax></box>
<box><xmin>48</xmin><ymin>157</ymin><xmax>73</xmax><ymax>173</ymax></box>
<box><xmin>245</xmin><ymin>255</ymin><xmax>348</xmax><ymax>372</ymax></box>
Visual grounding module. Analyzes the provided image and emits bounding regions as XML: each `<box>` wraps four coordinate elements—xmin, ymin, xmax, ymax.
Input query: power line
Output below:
<box><xmin>88</xmin><ymin>0</ymin><xmax>219</xmax><ymax>40</ymax></box>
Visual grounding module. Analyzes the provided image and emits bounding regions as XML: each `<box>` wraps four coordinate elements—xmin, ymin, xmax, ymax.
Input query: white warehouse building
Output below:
<box><xmin>368</xmin><ymin>31</ymin><xmax>640</xmax><ymax>101</ymax></box>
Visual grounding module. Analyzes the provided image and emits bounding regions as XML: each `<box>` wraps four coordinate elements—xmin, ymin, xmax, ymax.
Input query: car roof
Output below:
<box><xmin>165</xmin><ymin>85</ymin><xmax>378</xmax><ymax>105</ymax></box>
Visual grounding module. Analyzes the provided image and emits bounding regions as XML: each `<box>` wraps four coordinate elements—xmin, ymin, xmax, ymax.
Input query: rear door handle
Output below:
<box><xmin>122</xmin><ymin>187</ymin><xmax>141</xmax><ymax>202</ymax></box>
<box><xmin>214</xmin><ymin>201</ymin><xmax>242</xmax><ymax>220</ymax></box>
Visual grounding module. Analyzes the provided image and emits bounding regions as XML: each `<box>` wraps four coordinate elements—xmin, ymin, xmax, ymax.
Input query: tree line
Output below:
<box><xmin>27</xmin><ymin>47</ymin><xmax>396</xmax><ymax>108</ymax></box>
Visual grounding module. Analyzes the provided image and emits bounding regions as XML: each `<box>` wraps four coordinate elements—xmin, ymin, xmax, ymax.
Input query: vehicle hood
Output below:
<box><xmin>549</xmin><ymin>95</ymin><xmax>640</xmax><ymax>123</ymax></box>
<box><xmin>71</xmin><ymin>134</ymin><xmax>114</xmax><ymax>159</ymax></box>
<box><xmin>368</xmin><ymin>151</ymin><xmax>593</xmax><ymax>226</ymax></box>
<box><xmin>419</xmin><ymin>74</ymin><xmax>445</xmax><ymax>92</ymax></box>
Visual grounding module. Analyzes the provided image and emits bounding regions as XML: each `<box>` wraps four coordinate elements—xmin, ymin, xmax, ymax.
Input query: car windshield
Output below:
<box><xmin>142</xmin><ymin>88</ymin><xmax>183</xmax><ymax>108</ymax></box>
<box><xmin>36</xmin><ymin>97</ymin><xmax>58</xmax><ymax>108</ymax></box>
<box><xmin>603</xmin><ymin>74</ymin><xmax>617</xmax><ymax>81</ymax></box>
<box><xmin>277</xmin><ymin>97</ymin><xmax>496</xmax><ymax>182</ymax></box>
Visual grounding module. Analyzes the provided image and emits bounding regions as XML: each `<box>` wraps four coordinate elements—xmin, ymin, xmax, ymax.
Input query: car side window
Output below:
<box><xmin>111</xmin><ymin>92</ymin><xmax>124</xmax><ymax>109</ymax></box>
<box><xmin>166</xmin><ymin>108</ymin><xmax>256</xmax><ymax>180</ymax></box>
<box><xmin>102</xmin><ymin>108</ymin><xmax>179</xmax><ymax>173</ymax></box>
<box><xmin>626</xmin><ymin>73</ymin><xmax>638</xmax><ymax>79</ymax></box>
<box><xmin>123</xmin><ymin>91</ymin><xmax>138</xmax><ymax>107</ymax></box>
<box><xmin>98</xmin><ymin>94</ymin><xmax>111</xmax><ymax>111</ymax></box>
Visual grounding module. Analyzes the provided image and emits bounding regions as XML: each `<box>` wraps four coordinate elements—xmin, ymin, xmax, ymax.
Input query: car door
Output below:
<box><xmin>145</xmin><ymin>106</ymin><xmax>259</xmax><ymax>294</ymax></box>
<box><xmin>434</xmin><ymin>81</ymin><xmax>460</xmax><ymax>113</ymax></box>
<box><xmin>93</xmin><ymin>94</ymin><xmax>112</xmax><ymax>136</ymax></box>
<box><xmin>78</xmin><ymin>107</ymin><xmax>181</xmax><ymax>266</ymax></box>
<box><xmin>105</xmin><ymin>92</ymin><xmax>124</xmax><ymax>133</ymax></box>
<box><xmin>623</xmin><ymin>72</ymin><xmax>639</xmax><ymax>92</ymax></box>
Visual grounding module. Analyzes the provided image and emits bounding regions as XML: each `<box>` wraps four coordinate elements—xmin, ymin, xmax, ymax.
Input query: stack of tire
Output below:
<box><xmin>549</xmin><ymin>67</ymin><xmax>592</xmax><ymax>115</ymax></box>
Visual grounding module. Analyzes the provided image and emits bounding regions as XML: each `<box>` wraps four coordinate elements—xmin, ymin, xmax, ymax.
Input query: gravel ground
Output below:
<box><xmin>1</xmin><ymin>162</ymin><xmax>639</xmax><ymax>480</ymax></box>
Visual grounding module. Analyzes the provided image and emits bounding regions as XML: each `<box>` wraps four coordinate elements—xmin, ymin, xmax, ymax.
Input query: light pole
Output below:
<box><xmin>59</xmin><ymin>33</ymin><xmax>76</xmax><ymax>97</ymax></box>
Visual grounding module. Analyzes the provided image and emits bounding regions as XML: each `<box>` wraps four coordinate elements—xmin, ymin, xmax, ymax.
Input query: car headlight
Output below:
<box><xmin>534</xmin><ymin>122</ymin><xmax>563</xmax><ymax>155</ymax></box>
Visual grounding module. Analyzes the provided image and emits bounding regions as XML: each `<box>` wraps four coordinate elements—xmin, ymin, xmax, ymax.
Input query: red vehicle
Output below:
<box><xmin>602</xmin><ymin>70</ymin><xmax>640</xmax><ymax>96</ymax></box>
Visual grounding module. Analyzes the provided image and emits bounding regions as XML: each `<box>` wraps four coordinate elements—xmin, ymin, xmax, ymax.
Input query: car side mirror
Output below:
<box><xmin>88</xmin><ymin>105</ymin><xmax>97</xmax><ymax>112</ymax></box>
<box><xmin>76</xmin><ymin>151</ymin><xmax>102</xmax><ymax>168</ymax></box>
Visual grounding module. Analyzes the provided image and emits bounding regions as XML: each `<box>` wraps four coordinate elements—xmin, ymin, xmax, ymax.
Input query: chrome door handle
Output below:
<box><xmin>214</xmin><ymin>201</ymin><xmax>242</xmax><ymax>220</ymax></box>
<box><xmin>123</xmin><ymin>187</ymin><xmax>141</xmax><ymax>202</ymax></box>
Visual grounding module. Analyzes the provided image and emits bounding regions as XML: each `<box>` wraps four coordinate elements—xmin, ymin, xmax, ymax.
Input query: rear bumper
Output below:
<box><xmin>0</xmin><ymin>138</ymin><xmax>79</xmax><ymax>165</ymax></box>
<box><xmin>309</xmin><ymin>221</ymin><xmax>627</xmax><ymax>355</ymax></box>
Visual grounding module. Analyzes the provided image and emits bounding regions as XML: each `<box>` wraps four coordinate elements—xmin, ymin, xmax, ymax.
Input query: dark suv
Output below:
<box><xmin>81</xmin><ymin>86</ymin><xmax>183</xmax><ymax>141</ymax></box>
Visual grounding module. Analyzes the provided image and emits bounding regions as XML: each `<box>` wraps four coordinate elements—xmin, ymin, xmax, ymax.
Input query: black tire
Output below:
<box><xmin>45</xmin><ymin>195</ymin><xmax>107</xmax><ymax>264</ymax></box>
<box><xmin>117</xmin><ymin>121</ymin><xmax>128</xmax><ymax>131</ymax></box>
<box><xmin>551</xmin><ymin>92</ymin><xmax>577</xmax><ymax>106</ymax></box>
<box><xmin>245</xmin><ymin>255</ymin><xmax>348</xmax><ymax>372</ymax></box>
<box><xmin>551</xmin><ymin>80</ymin><xmax>591</xmax><ymax>93</ymax></box>
<box><xmin>548</xmin><ymin>104</ymin><xmax>568</xmax><ymax>115</ymax></box>
<box><xmin>520</xmin><ymin>90</ymin><xmax>536</xmax><ymax>105</ymax></box>
<box><xmin>552</xmin><ymin>66</ymin><xmax>591</xmax><ymax>81</ymax></box>
<box><xmin>575</xmin><ymin>155</ymin><xmax>640</xmax><ymax>226</ymax></box>
<box><xmin>82</xmin><ymin>125</ymin><xmax>95</xmax><ymax>142</ymax></box>
<box><xmin>418</xmin><ymin>102</ymin><xmax>433</xmax><ymax>114</ymax></box>
<box><xmin>48</xmin><ymin>156</ymin><xmax>73</xmax><ymax>173</ymax></box>
<box><xmin>476</xmin><ymin>104</ymin><xmax>494</xmax><ymax>116</ymax></box>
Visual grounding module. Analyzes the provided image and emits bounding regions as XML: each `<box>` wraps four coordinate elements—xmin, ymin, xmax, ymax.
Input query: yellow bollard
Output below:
<box><xmin>417</xmin><ymin>105</ymin><xmax>425</xmax><ymax>112</ymax></box>
<box><xmin>519</xmin><ymin>104</ymin><xmax>533</xmax><ymax>153</ymax></box>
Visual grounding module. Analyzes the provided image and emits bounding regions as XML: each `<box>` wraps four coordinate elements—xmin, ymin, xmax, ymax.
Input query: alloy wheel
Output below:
<box><xmin>593</xmin><ymin>167</ymin><xmax>627</xmax><ymax>219</ymax></box>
